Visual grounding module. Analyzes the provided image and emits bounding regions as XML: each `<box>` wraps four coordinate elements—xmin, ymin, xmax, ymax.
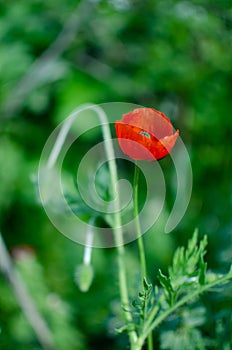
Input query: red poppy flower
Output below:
<box><xmin>115</xmin><ymin>108</ymin><xmax>179</xmax><ymax>161</ymax></box>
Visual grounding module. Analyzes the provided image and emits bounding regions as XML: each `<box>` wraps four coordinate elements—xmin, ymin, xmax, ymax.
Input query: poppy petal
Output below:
<box><xmin>151</xmin><ymin>130</ymin><xmax>179</xmax><ymax>160</ymax></box>
<box><xmin>115</xmin><ymin>108</ymin><xmax>179</xmax><ymax>162</ymax></box>
<box><xmin>121</xmin><ymin>108</ymin><xmax>173</xmax><ymax>139</ymax></box>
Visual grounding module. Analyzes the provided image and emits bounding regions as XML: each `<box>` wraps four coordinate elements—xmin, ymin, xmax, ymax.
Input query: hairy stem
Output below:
<box><xmin>133</xmin><ymin>162</ymin><xmax>147</xmax><ymax>279</ymax></box>
<box><xmin>43</xmin><ymin>103</ymin><xmax>138</xmax><ymax>346</ymax></box>
<box><xmin>133</xmin><ymin>161</ymin><xmax>153</xmax><ymax>350</ymax></box>
<box><xmin>100</xmin><ymin>111</ymin><xmax>137</xmax><ymax>346</ymax></box>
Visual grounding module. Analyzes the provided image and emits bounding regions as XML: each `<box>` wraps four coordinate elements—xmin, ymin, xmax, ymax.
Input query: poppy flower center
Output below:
<box><xmin>139</xmin><ymin>131</ymin><xmax>151</xmax><ymax>139</ymax></box>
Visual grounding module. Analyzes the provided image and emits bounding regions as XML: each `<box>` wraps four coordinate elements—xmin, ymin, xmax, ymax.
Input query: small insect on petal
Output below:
<box><xmin>139</xmin><ymin>131</ymin><xmax>151</xmax><ymax>139</ymax></box>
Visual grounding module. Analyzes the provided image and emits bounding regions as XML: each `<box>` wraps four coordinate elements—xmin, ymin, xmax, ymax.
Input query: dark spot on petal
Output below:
<box><xmin>139</xmin><ymin>131</ymin><xmax>151</xmax><ymax>139</ymax></box>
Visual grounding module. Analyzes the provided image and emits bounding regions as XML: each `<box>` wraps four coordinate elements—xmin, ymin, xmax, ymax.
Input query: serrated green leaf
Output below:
<box><xmin>186</xmin><ymin>229</ymin><xmax>198</xmax><ymax>258</ymax></box>
<box><xmin>199</xmin><ymin>235</ymin><xmax>208</xmax><ymax>254</ymax></box>
<box><xmin>169</xmin><ymin>230</ymin><xmax>210</xmax><ymax>292</ymax></box>
<box><xmin>198</xmin><ymin>253</ymin><xmax>207</xmax><ymax>285</ymax></box>
<box><xmin>132</xmin><ymin>300</ymin><xmax>142</xmax><ymax>310</ymax></box>
<box><xmin>158</xmin><ymin>270</ymin><xmax>172</xmax><ymax>289</ymax></box>
<box><xmin>158</xmin><ymin>269</ymin><xmax>175</xmax><ymax>305</ymax></box>
<box><xmin>141</xmin><ymin>232</ymin><xmax>232</xmax><ymax>344</ymax></box>
<box><xmin>143</xmin><ymin>277</ymin><xmax>152</xmax><ymax>292</ymax></box>
<box><xmin>171</xmin><ymin>246</ymin><xmax>185</xmax><ymax>277</ymax></box>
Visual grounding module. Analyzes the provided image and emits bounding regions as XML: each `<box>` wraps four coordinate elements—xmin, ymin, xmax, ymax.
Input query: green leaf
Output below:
<box><xmin>198</xmin><ymin>253</ymin><xmax>207</xmax><ymax>285</ymax></box>
<box><xmin>140</xmin><ymin>231</ymin><xmax>232</xmax><ymax>345</ymax></box>
<box><xmin>168</xmin><ymin>230</ymin><xmax>209</xmax><ymax>292</ymax></box>
<box><xmin>143</xmin><ymin>277</ymin><xmax>152</xmax><ymax>293</ymax></box>
<box><xmin>158</xmin><ymin>269</ymin><xmax>175</xmax><ymax>306</ymax></box>
<box><xmin>186</xmin><ymin>228</ymin><xmax>199</xmax><ymax>258</ymax></box>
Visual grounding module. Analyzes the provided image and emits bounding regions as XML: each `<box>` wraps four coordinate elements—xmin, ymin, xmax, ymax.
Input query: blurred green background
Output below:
<box><xmin>0</xmin><ymin>0</ymin><xmax>232</xmax><ymax>349</ymax></box>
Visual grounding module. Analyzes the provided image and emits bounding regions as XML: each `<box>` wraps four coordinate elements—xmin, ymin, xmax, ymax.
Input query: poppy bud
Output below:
<box><xmin>74</xmin><ymin>264</ymin><xmax>94</xmax><ymax>292</ymax></box>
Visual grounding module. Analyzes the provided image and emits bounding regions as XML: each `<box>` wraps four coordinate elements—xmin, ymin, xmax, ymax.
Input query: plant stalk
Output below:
<box><xmin>45</xmin><ymin>103</ymin><xmax>138</xmax><ymax>347</ymax></box>
<box><xmin>133</xmin><ymin>162</ymin><xmax>147</xmax><ymax>279</ymax></box>
<box><xmin>133</xmin><ymin>161</ymin><xmax>153</xmax><ymax>350</ymax></box>
<box><xmin>100</xmin><ymin>113</ymin><xmax>138</xmax><ymax>346</ymax></box>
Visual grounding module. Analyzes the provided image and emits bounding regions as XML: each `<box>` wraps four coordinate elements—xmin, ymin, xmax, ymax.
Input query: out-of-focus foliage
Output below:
<box><xmin>122</xmin><ymin>232</ymin><xmax>232</xmax><ymax>349</ymax></box>
<box><xmin>0</xmin><ymin>0</ymin><xmax>232</xmax><ymax>349</ymax></box>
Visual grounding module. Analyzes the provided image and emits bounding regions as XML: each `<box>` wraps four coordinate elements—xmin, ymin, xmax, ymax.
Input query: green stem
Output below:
<box><xmin>133</xmin><ymin>162</ymin><xmax>147</xmax><ymax>279</ymax></box>
<box><xmin>45</xmin><ymin>103</ymin><xmax>138</xmax><ymax>346</ymax></box>
<box><xmin>133</xmin><ymin>161</ymin><xmax>153</xmax><ymax>350</ymax></box>
<box><xmin>100</xmin><ymin>116</ymin><xmax>137</xmax><ymax>346</ymax></box>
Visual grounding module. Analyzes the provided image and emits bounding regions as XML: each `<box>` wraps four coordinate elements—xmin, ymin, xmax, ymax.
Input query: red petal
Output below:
<box><xmin>121</xmin><ymin>108</ymin><xmax>173</xmax><ymax>139</ymax></box>
<box><xmin>151</xmin><ymin>130</ymin><xmax>179</xmax><ymax>160</ymax></box>
<box><xmin>115</xmin><ymin>121</ymin><xmax>163</xmax><ymax>161</ymax></box>
<box><xmin>115</xmin><ymin>108</ymin><xmax>179</xmax><ymax>162</ymax></box>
